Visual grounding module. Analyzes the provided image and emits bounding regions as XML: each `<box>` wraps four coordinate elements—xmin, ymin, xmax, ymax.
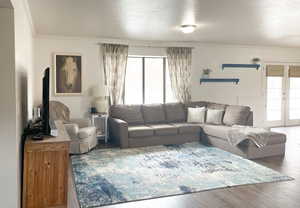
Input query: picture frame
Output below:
<box><xmin>53</xmin><ymin>53</ymin><xmax>83</xmax><ymax>96</ymax></box>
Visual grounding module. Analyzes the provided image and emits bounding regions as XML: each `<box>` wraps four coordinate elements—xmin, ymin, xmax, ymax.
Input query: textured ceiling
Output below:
<box><xmin>28</xmin><ymin>0</ymin><xmax>300</xmax><ymax>47</ymax></box>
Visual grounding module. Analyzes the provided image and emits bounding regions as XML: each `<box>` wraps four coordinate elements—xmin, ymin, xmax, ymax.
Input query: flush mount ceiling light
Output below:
<box><xmin>180</xmin><ymin>24</ymin><xmax>197</xmax><ymax>33</ymax></box>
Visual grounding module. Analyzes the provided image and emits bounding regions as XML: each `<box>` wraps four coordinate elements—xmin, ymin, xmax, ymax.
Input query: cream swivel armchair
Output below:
<box><xmin>49</xmin><ymin>101</ymin><xmax>97</xmax><ymax>154</ymax></box>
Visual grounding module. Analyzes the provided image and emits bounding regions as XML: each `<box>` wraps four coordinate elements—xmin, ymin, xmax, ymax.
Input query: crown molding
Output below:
<box><xmin>10</xmin><ymin>0</ymin><xmax>36</xmax><ymax>36</ymax></box>
<box><xmin>35</xmin><ymin>34</ymin><xmax>300</xmax><ymax>51</ymax></box>
<box><xmin>23</xmin><ymin>0</ymin><xmax>36</xmax><ymax>36</ymax></box>
<box><xmin>34</xmin><ymin>34</ymin><xmax>198</xmax><ymax>48</ymax></box>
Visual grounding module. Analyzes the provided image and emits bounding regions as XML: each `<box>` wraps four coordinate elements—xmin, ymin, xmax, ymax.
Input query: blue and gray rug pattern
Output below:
<box><xmin>71</xmin><ymin>142</ymin><xmax>292</xmax><ymax>208</ymax></box>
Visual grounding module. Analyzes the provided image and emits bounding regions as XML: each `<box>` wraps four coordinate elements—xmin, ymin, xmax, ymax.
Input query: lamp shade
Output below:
<box><xmin>92</xmin><ymin>85</ymin><xmax>108</xmax><ymax>113</ymax></box>
<box><xmin>95</xmin><ymin>98</ymin><xmax>108</xmax><ymax>113</ymax></box>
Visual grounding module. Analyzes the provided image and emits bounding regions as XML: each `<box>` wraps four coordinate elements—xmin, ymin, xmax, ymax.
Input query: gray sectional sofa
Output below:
<box><xmin>108</xmin><ymin>101</ymin><xmax>286</xmax><ymax>159</ymax></box>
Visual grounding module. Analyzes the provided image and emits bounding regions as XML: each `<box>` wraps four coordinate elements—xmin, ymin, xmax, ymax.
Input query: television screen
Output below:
<box><xmin>42</xmin><ymin>67</ymin><xmax>50</xmax><ymax>135</ymax></box>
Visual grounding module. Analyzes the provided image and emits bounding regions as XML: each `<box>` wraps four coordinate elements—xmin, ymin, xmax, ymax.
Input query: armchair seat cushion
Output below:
<box><xmin>78</xmin><ymin>126</ymin><xmax>96</xmax><ymax>139</ymax></box>
<box><xmin>69</xmin><ymin>118</ymin><xmax>91</xmax><ymax>128</ymax></box>
<box><xmin>148</xmin><ymin>124</ymin><xmax>178</xmax><ymax>136</ymax></box>
<box><xmin>128</xmin><ymin>125</ymin><xmax>154</xmax><ymax>138</ymax></box>
<box><xmin>171</xmin><ymin>123</ymin><xmax>201</xmax><ymax>134</ymax></box>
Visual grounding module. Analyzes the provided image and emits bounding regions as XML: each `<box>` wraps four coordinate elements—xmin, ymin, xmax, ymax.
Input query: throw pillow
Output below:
<box><xmin>187</xmin><ymin>107</ymin><xmax>206</xmax><ymax>123</ymax></box>
<box><xmin>206</xmin><ymin>109</ymin><xmax>224</xmax><ymax>125</ymax></box>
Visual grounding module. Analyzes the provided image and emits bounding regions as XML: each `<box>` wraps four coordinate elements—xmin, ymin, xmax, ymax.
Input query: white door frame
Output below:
<box><xmin>264</xmin><ymin>62</ymin><xmax>300</xmax><ymax>127</ymax></box>
<box><xmin>285</xmin><ymin>64</ymin><xmax>300</xmax><ymax>126</ymax></box>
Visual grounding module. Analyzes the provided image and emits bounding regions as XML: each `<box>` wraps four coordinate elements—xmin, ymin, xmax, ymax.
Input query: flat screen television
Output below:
<box><xmin>42</xmin><ymin>67</ymin><xmax>50</xmax><ymax>135</ymax></box>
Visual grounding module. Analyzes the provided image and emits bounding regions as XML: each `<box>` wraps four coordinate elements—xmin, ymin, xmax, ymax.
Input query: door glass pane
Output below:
<box><xmin>165</xmin><ymin>64</ymin><xmax>177</xmax><ymax>103</ymax></box>
<box><xmin>266</xmin><ymin>77</ymin><xmax>282</xmax><ymax>121</ymax></box>
<box><xmin>289</xmin><ymin>77</ymin><xmax>300</xmax><ymax>119</ymax></box>
<box><xmin>145</xmin><ymin>58</ymin><xmax>164</xmax><ymax>104</ymax></box>
<box><xmin>125</xmin><ymin>57</ymin><xmax>143</xmax><ymax>104</ymax></box>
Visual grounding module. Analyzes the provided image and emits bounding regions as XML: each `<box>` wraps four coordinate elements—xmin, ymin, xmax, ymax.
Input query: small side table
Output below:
<box><xmin>91</xmin><ymin>113</ymin><xmax>109</xmax><ymax>143</ymax></box>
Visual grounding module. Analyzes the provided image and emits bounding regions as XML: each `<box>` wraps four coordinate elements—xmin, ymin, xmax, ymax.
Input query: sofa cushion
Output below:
<box><xmin>78</xmin><ymin>126</ymin><xmax>96</xmax><ymax>139</ymax></box>
<box><xmin>201</xmin><ymin>124</ymin><xmax>233</xmax><ymax>139</ymax></box>
<box><xmin>164</xmin><ymin>103</ymin><xmax>186</xmax><ymax>122</ymax></box>
<box><xmin>128</xmin><ymin>125</ymin><xmax>154</xmax><ymax>138</ymax></box>
<box><xmin>171</xmin><ymin>123</ymin><xmax>201</xmax><ymax>134</ymax></box>
<box><xmin>206</xmin><ymin>109</ymin><xmax>224</xmax><ymax>125</ymax></box>
<box><xmin>187</xmin><ymin>107</ymin><xmax>206</xmax><ymax>123</ymax></box>
<box><xmin>223</xmin><ymin>105</ymin><xmax>251</xmax><ymax>126</ymax></box>
<box><xmin>148</xmin><ymin>124</ymin><xmax>178</xmax><ymax>136</ymax></box>
<box><xmin>142</xmin><ymin>104</ymin><xmax>166</xmax><ymax>124</ymax></box>
<box><xmin>110</xmin><ymin>105</ymin><xmax>144</xmax><ymax>124</ymax></box>
<box><xmin>185</xmin><ymin>101</ymin><xmax>207</xmax><ymax>108</ymax></box>
<box><xmin>206</xmin><ymin>102</ymin><xmax>227</xmax><ymax>111</ymax></box>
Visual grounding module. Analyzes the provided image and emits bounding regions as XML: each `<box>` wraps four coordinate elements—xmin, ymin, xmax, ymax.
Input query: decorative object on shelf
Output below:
<box><xmin>180</xmin><ymin>24</ymin><xmax>197</xmax><ymax>33</ymax></box>
<box><xmin>202</xmin><ymin>68</ymin><xmax>212</xmax><ymax>78</ymax></box>
<box><xmin>252</xmin><ymin>57</ymin><xmax>261</xmax><ymax>65</ymax></box>
<box><xmin>222</xmin><ymin>64</ymin><xmax>260</xmax><ymax>70</ymax></box>
<box><xmin>54</xmin><ymin>53</ymin><xmax>82</xmax><ymax>95</ymax></box>
<box><xmin>91</xmin><ymin>113</ymin><xmax>108</xmax><ymax>143</ymax></box>
<box><xmin>200</xmin><ymin>78</ymin><xmax>240</xmax><ymax>84</ymax></box>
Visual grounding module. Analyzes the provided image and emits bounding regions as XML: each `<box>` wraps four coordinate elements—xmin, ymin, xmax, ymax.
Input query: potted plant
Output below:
<box><xmin>202</xmin><ymin>68</ymin><xmax>212</xmax><ymax>78</ymax></box>
<box><xmin>252</xmin><ymin>58</ymin><xmax>261</xmax><ymax>65</ymax></box>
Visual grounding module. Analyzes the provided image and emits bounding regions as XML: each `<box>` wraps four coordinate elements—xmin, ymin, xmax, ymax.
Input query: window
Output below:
<box><xmin>125</xmin><ymin>57</ymin><xmax>176</xmax><ymax>104</ymax></box>
<box><xmin>266</xmin><ymin>77</ymin><xmax>282</xmax><ymax>121</ymax></box>
<box><xmin>289</xmin><ymin>77</ymin><xmax>300</xmax><ymax>120</ymax></box>
<box><xmin>124</xmin><ymin>58</ymin><xmax>143</xmax><ymax>104</ymax></box>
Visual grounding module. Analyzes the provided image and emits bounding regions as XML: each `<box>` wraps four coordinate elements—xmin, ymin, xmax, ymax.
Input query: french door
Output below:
<box><xmin>265</xmin><ymin>64</ymin><xmax>300</xmax><ymax>127</ymax></box>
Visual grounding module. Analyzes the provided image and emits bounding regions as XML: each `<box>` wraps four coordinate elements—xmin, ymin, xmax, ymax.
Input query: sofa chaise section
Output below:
<box><xmin>202</xmin><ymin>129</ymin><xmax>286</xmax><ymax>159</ymax></box>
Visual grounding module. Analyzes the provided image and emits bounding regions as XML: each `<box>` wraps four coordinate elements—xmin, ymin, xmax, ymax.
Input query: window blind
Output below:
<box><xmin>289</xmin><ymin>65</ymin><xmax>300</xmax><ymax>77</ymax></box>
<box><xmin>266</xmin><ymin>65</ymin><xmax>284</xmax><ymax>77</ymax></box>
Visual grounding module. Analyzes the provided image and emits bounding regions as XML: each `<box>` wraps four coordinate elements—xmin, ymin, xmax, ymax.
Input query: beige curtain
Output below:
<box><xmin>167</xmin><ymin>47</ymin><xmax>192</xmax><ymax>103</ymax></box>
<box><xmin>102</xmin><ymin>44</ymin><xmax>128</xmax><ymax>105</ymax></box>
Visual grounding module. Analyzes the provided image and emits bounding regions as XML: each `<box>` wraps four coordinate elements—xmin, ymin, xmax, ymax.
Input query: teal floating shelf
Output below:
<box><xmin>222</xmin><ymin>64</ymin><xmax>260</xmax><ymax>70</ymax></box>
<box><xmin>200</xmin><ymin>78</ymin><xmax>239</xmax><ymax>85</ymax></box>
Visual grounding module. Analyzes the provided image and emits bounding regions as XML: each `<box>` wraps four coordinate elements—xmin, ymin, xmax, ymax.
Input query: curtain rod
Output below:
<box><xmin>97</xmin><ymin>42</ymin><xmax>195</xmax><ymax>49</ymax></box>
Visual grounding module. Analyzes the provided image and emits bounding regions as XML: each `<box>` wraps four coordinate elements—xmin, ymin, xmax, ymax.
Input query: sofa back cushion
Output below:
<box><xmin>223</xmin><ymin>105</ymin><xmax>251</xmax><ymax>126</ymax></box>
<box><xmin>206</xmin><ymin>102</ymin><xmax>227</xmax><ymax>111</ymax></box>
<box><xmin>185</xmin><ymin>101</ymin><xmax>207</xmax><ymax>108</ymax></box>
<box><xmin>110</xmin><ymin>105</ymin><xmax>144</xmax><ymax>124</ymax></box>
<box><xmin>142</xmin><ymin>104</ymin><xmax>166</xmax><ymax>124</ymax></box>
<box><xmin>164</xmin><ymin>103</ymin><xmax>186</xmax><ymax>122</ymax></box>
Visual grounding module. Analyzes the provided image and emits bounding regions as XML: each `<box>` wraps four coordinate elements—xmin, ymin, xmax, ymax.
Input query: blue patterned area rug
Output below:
<box><xmin>71</xmin><ymin>142</ymin><xmax>292</xmax><ymax>208</ymax></box>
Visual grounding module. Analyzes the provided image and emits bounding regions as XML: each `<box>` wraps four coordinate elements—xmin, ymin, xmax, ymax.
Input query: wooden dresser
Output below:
<box><xmin>23</xmin><ymin>121</ymin><xmax>70</xmax><ymax>208</ymax></box>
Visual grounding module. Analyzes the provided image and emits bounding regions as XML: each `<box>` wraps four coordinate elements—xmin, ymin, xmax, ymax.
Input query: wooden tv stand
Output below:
<box><xmin>22</xmin><ymin>121</ymin><xmax>70</xmax><ymax>208</ymax></box>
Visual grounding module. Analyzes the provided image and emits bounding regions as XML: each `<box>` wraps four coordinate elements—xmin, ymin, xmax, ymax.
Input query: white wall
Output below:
<box><xmin>33</xmin><ymin>35</ymin><xmax>300</xmax><ymax>126</ymax></box>
<box><xmin>34</xmin><ymin>37</ymin><xmax>104</xmax><ymax>118</ymax></box>
<box><xmin>191</xmin><ymin>44</ymin><xmax>300</xmax><ymax>126</ymax></box>
<box><xmin>12</xmin><ymin>0</ymin><xmax>35</xmax><ymax>206</ymax></box>
<box><xmin>0</xmin><ymin>0</ymin><xmax>34</xmax><ymax>207</ymax></box>
<box><xmin>0</xmin><ymin>7</ymin><xmax>18</xmax><ymax>208</ymax></box>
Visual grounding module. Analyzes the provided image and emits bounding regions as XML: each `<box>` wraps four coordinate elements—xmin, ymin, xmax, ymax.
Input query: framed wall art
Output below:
<box><xmin>54</xmin><ymin>53</ymin><xmax>82</xmax><ymax>95</ymax></box>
